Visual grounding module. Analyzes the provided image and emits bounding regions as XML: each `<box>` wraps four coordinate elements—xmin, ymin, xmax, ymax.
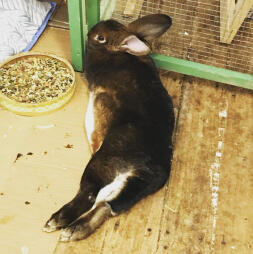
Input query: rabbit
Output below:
<box><xmin>43</xmin><ymin>14</ymin><xmax>174</xmax><ymax>242</ymax></box>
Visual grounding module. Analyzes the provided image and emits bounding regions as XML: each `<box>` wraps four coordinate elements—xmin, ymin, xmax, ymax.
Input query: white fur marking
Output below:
<box><xmin>95</xmin><ymin>172</ymin><xmax>133</xmax><ymax>204</ymax></box>
<box><xmin>85</xmin><ymin>92</ymin><xmax>95</xmax><ymax>146</ymax></box>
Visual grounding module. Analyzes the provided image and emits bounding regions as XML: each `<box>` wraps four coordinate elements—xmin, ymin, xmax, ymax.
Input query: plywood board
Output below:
<box><xmin>0</xmin><ymin>27</ymin><xmax>91</xmax><ymax>254</ymax></box>
<box><xmin>156</xmin><ymin>79</ymin><xmax>253</xmax><ymax>254</ymax></box>
<box><xmin>32</xmin><ymin>27</ymin><xmax>71</xmax><ymax>61</ymax></box>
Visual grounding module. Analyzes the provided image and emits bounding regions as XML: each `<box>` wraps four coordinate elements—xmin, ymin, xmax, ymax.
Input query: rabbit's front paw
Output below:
<box><xmin>43</xmin><ymin>217</ymin><xmax>59</xmax><ymax>232</ymax></box>
<box><xmin>43</xmin><ymin>206</ymin><xmax>76</xmax><ymax>232</ymax></box>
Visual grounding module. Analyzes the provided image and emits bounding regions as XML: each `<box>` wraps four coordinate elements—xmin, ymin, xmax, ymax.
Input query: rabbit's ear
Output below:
<box><xmin>128</xmin><ymin>14</ymin><xmax>172</xmax><ymax>41</ymax></box>
<box><xmin>120</xmin><ymin>35</ymin><xmax>151</xmax><ymax>56</ymax></box>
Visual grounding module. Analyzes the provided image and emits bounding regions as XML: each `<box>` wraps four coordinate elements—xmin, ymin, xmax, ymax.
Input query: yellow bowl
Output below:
<box><xmin>0</xmin><ymin>52</ymin><xmax>76</xmax><ymax>116</ymax></box>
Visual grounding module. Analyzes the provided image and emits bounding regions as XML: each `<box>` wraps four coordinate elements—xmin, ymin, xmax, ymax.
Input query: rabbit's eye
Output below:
<box><xmin>95</xmin><ymin>34</ymin><xmax>106</xmax><ymax>44</ymax></box>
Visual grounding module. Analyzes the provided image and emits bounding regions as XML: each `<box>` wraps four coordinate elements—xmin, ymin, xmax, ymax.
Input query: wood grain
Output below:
<box><xmin>1</xmin><ymin>3</ymin><xmax>253</xmax><ymax>253</ymax></box>
<box><xmin>220</xmin><ymin>0</ymin><xmax>253</xmax><ymax>43</ymax></box>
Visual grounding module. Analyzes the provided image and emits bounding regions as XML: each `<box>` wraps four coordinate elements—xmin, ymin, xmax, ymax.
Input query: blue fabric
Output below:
<box><xmin>22</xmin><ymin>1</ymin><xmax>56</xmax><ymax>52</ymax></box>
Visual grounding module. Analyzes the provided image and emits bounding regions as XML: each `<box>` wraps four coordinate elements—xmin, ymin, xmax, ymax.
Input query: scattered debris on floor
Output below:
<box><xmin>14</xmin><ymin>152</ymin><xmax>34</xmax><ymax>163</ymax></box>
<box><xmin>114</xmin><ymin>221</ymin><xmax>120</xmax><ymax>231</ymax></box>
<box><xmin>64</xmin><ymin>132</ymin><xmax>71</xmax><ymax>138</ymax></box>
<box><xmin>36</xmin><ymin>124</ymin><xmax>55</xmax><ymax>130</ymax></box>
<box><xmin>14</xmin><ymin>153</ymin><xmax>23</xmax><ymax>163</ymax></box>
<box><xmin>21</xmin><ymin>245</ymin><xmax>29</xmax><ymax>254</ymax></box>
<box><xmin>64</xmin><ymin>144</ymin><xmax>73</xmax><ymax>149</ymax></box>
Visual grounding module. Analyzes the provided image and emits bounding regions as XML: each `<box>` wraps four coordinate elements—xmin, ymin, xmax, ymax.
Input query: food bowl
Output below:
<box><xmin>0</xmin><ymin>52</ymin><xmax>76</xmax><ymax>116</ymax></box>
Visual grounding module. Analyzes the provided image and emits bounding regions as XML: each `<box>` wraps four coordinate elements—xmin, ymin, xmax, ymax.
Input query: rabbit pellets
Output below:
<box><xmin>0</xmin><ymin>57</ymin><xmax>74</xmax><ymax>104</ymax></box>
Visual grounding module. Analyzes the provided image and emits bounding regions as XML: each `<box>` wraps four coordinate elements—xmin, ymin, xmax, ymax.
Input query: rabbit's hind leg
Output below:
<box><xmin>59</xmin><ymin>201</ymin><xmax>112</xmax><ymax>241</ymax></box>
<box><xmin>59</xmin><ymin>175</ymin><xmax>159</xmax><ymax>241</ymax></box>
<box><xmin>43</xmin><ymin>179</ymin><xmax>99</xmax><ymax>233</ymax></box>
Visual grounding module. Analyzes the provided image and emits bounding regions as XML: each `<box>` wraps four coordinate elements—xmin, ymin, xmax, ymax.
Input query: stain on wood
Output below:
<box><xmin>64</xmin><ymin>144</ymin><xmax>74</xmax><ymax>149</ymax></box>
<box><xmin>0</xmin><ymin>215</ymin><xmax>15</xmax><ymax>225</ymax></box>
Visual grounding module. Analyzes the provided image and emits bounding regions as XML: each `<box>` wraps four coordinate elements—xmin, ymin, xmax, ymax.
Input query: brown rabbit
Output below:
<box><xmin>43</xmin><ymin>14</ymin><xmax>174</xmax><ymax>242</ymax></box>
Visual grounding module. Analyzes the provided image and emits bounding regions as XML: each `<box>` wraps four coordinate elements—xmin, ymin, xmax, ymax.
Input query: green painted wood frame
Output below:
<box><xmin>67</xmin><ymin>0</ymin><xmax>100</xmax><ymax>71</ymax></box>
<box><xmin>69</xmin><ymin>0</ymin><xmax>253</xmax><ymax>90</ymax></box>
<box><xmin>67</xmin><ymin>0</ymin><xmax>85</xmax><ymax>71</ymax></box>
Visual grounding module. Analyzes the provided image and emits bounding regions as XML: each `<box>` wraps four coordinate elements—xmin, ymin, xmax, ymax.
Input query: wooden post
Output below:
<box><xmin>220</xmin><ymin>0</ymin><xmax>253</xmax><ymax>44</ymax></box>
<box><xmin>123</xmin><ymin>0</ymin><xmax>144</xmax><ymax>17</ymax></box>
<box><xmin>100</xmin><ymin>0</ymin><xmax>117</xmax><ymax>20</ymax></box>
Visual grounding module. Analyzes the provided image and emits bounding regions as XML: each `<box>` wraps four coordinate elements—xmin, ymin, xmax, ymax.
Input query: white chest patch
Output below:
<box><xmin>85</xmin><ymin>92</ymin><xmax>95</xmax><ymax>147</ymax></box>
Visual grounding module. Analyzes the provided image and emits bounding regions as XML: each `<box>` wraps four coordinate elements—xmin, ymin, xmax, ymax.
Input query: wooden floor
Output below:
<box><xmin>0</xmin><ymin>1</ymin><xmax>253</xmax><ymax>253</ymax></box>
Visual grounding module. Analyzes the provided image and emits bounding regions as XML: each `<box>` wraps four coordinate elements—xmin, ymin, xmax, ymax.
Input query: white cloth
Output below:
<box><xmin>0</xmin><ymin>0</ymin><xmax>52</xmax><ymax>62</ymax></box>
